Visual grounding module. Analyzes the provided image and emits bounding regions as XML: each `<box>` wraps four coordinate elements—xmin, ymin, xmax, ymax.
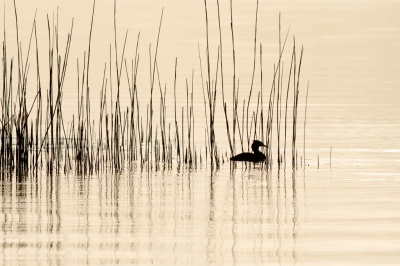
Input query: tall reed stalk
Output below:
<box><xmin>1</xmin><ymin>0</ymin><xmax>308</xmax><ymax>173</ymax></box>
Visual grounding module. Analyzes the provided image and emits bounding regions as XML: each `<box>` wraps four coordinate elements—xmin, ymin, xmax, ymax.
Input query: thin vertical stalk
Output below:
<box><xmin>303</xmin><ymin>81</ymin><xmax>309</xmax><ymax>169</ymax></box>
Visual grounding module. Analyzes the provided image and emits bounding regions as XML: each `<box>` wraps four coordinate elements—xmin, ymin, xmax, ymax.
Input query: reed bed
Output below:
<box><xmin>0</xmin><ymin>0</ymin><xmax>308</xmax><ymax>175</ymax></box>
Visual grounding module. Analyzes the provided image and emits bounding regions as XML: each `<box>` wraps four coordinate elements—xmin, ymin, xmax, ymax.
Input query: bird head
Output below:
<box><xmin>251</xmin><ymin>140</ymin><xmax>267</xmax><ymax>152</ymax></box>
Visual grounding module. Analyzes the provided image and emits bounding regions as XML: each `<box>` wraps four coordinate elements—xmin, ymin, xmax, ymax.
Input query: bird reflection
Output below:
<box><xmin>230</xmin><ymin>140</ymin><xmax>267</xmax><ymax>163</ymax></box>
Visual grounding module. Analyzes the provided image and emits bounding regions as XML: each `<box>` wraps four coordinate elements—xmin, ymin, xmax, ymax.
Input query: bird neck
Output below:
<box><xmin>253</xmin><ymin>148</ymin><xmax>262</xmax><ymax>154</ymax></box>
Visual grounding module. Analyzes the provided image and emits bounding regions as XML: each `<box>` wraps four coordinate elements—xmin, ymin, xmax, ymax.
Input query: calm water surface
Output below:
<box><xmin>1</xmin><ymin>0</ymin><xmax>400</xmax><ymax>265</ymax></box>
<box><xmin>1</xmin><ymin>163</ymin><xmax>400</xmax><ymax>265</ymax></box>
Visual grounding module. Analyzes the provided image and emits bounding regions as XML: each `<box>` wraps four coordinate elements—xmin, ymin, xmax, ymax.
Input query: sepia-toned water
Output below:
<box><xmin>1</xmin><ymin>0</ymin><xmax>400</xmax><ymax>265</ymax></box>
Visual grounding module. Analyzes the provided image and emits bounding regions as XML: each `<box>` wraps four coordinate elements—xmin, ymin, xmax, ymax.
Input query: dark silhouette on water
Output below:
<box><xmin>230</xmin><ymin>140</ymin><xmax>267</xmax><ymax>163</ymax></box>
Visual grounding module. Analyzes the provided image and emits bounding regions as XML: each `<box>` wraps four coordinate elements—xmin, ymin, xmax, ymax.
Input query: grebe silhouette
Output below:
<box><xmin>230</xmin><ymin>140</ymin><xmax>267</xmax><ymax>163</ymax></box>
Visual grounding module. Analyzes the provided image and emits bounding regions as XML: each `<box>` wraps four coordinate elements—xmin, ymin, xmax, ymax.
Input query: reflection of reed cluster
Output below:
<box><xmin>0</xmin><ymin>0</ymin><xmax>307</xmax><ymax>175</ymax></box>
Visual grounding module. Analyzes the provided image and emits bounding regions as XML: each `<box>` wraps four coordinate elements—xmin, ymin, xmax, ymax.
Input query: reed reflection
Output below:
<box><xmin>223</xmin><ymin>168</ymin><xmax>305</xmax><ymax>264</ymax></box>
<box><xmin>206</xmin><ymin>173</ymin><xmax>216</xmax><ymax>264</ymax></box>
<box><xmin>229</xmin><ymin>170</ymin><xmax>238</xmax><ymax>265</ymax></box>
<box><xmin>0</xmin><ymin>160</ymin><xmax>311</xmax><ymax>264</ymax></box>
<box><xmin>291</xmin><ymin>169</ymin><xmax>299</xmax><ymax>263</ymax></box>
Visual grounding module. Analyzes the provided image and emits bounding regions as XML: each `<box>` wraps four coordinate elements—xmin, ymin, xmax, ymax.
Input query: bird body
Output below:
<box><xmin>230</xmin><ymin>140</ymin><xmax>267</xmax><ymax>163</ymax></box>
<box><xmin>230</xmin><ymin>152</ymin><xmax>266</xmax><ymax>163</ymax></box>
